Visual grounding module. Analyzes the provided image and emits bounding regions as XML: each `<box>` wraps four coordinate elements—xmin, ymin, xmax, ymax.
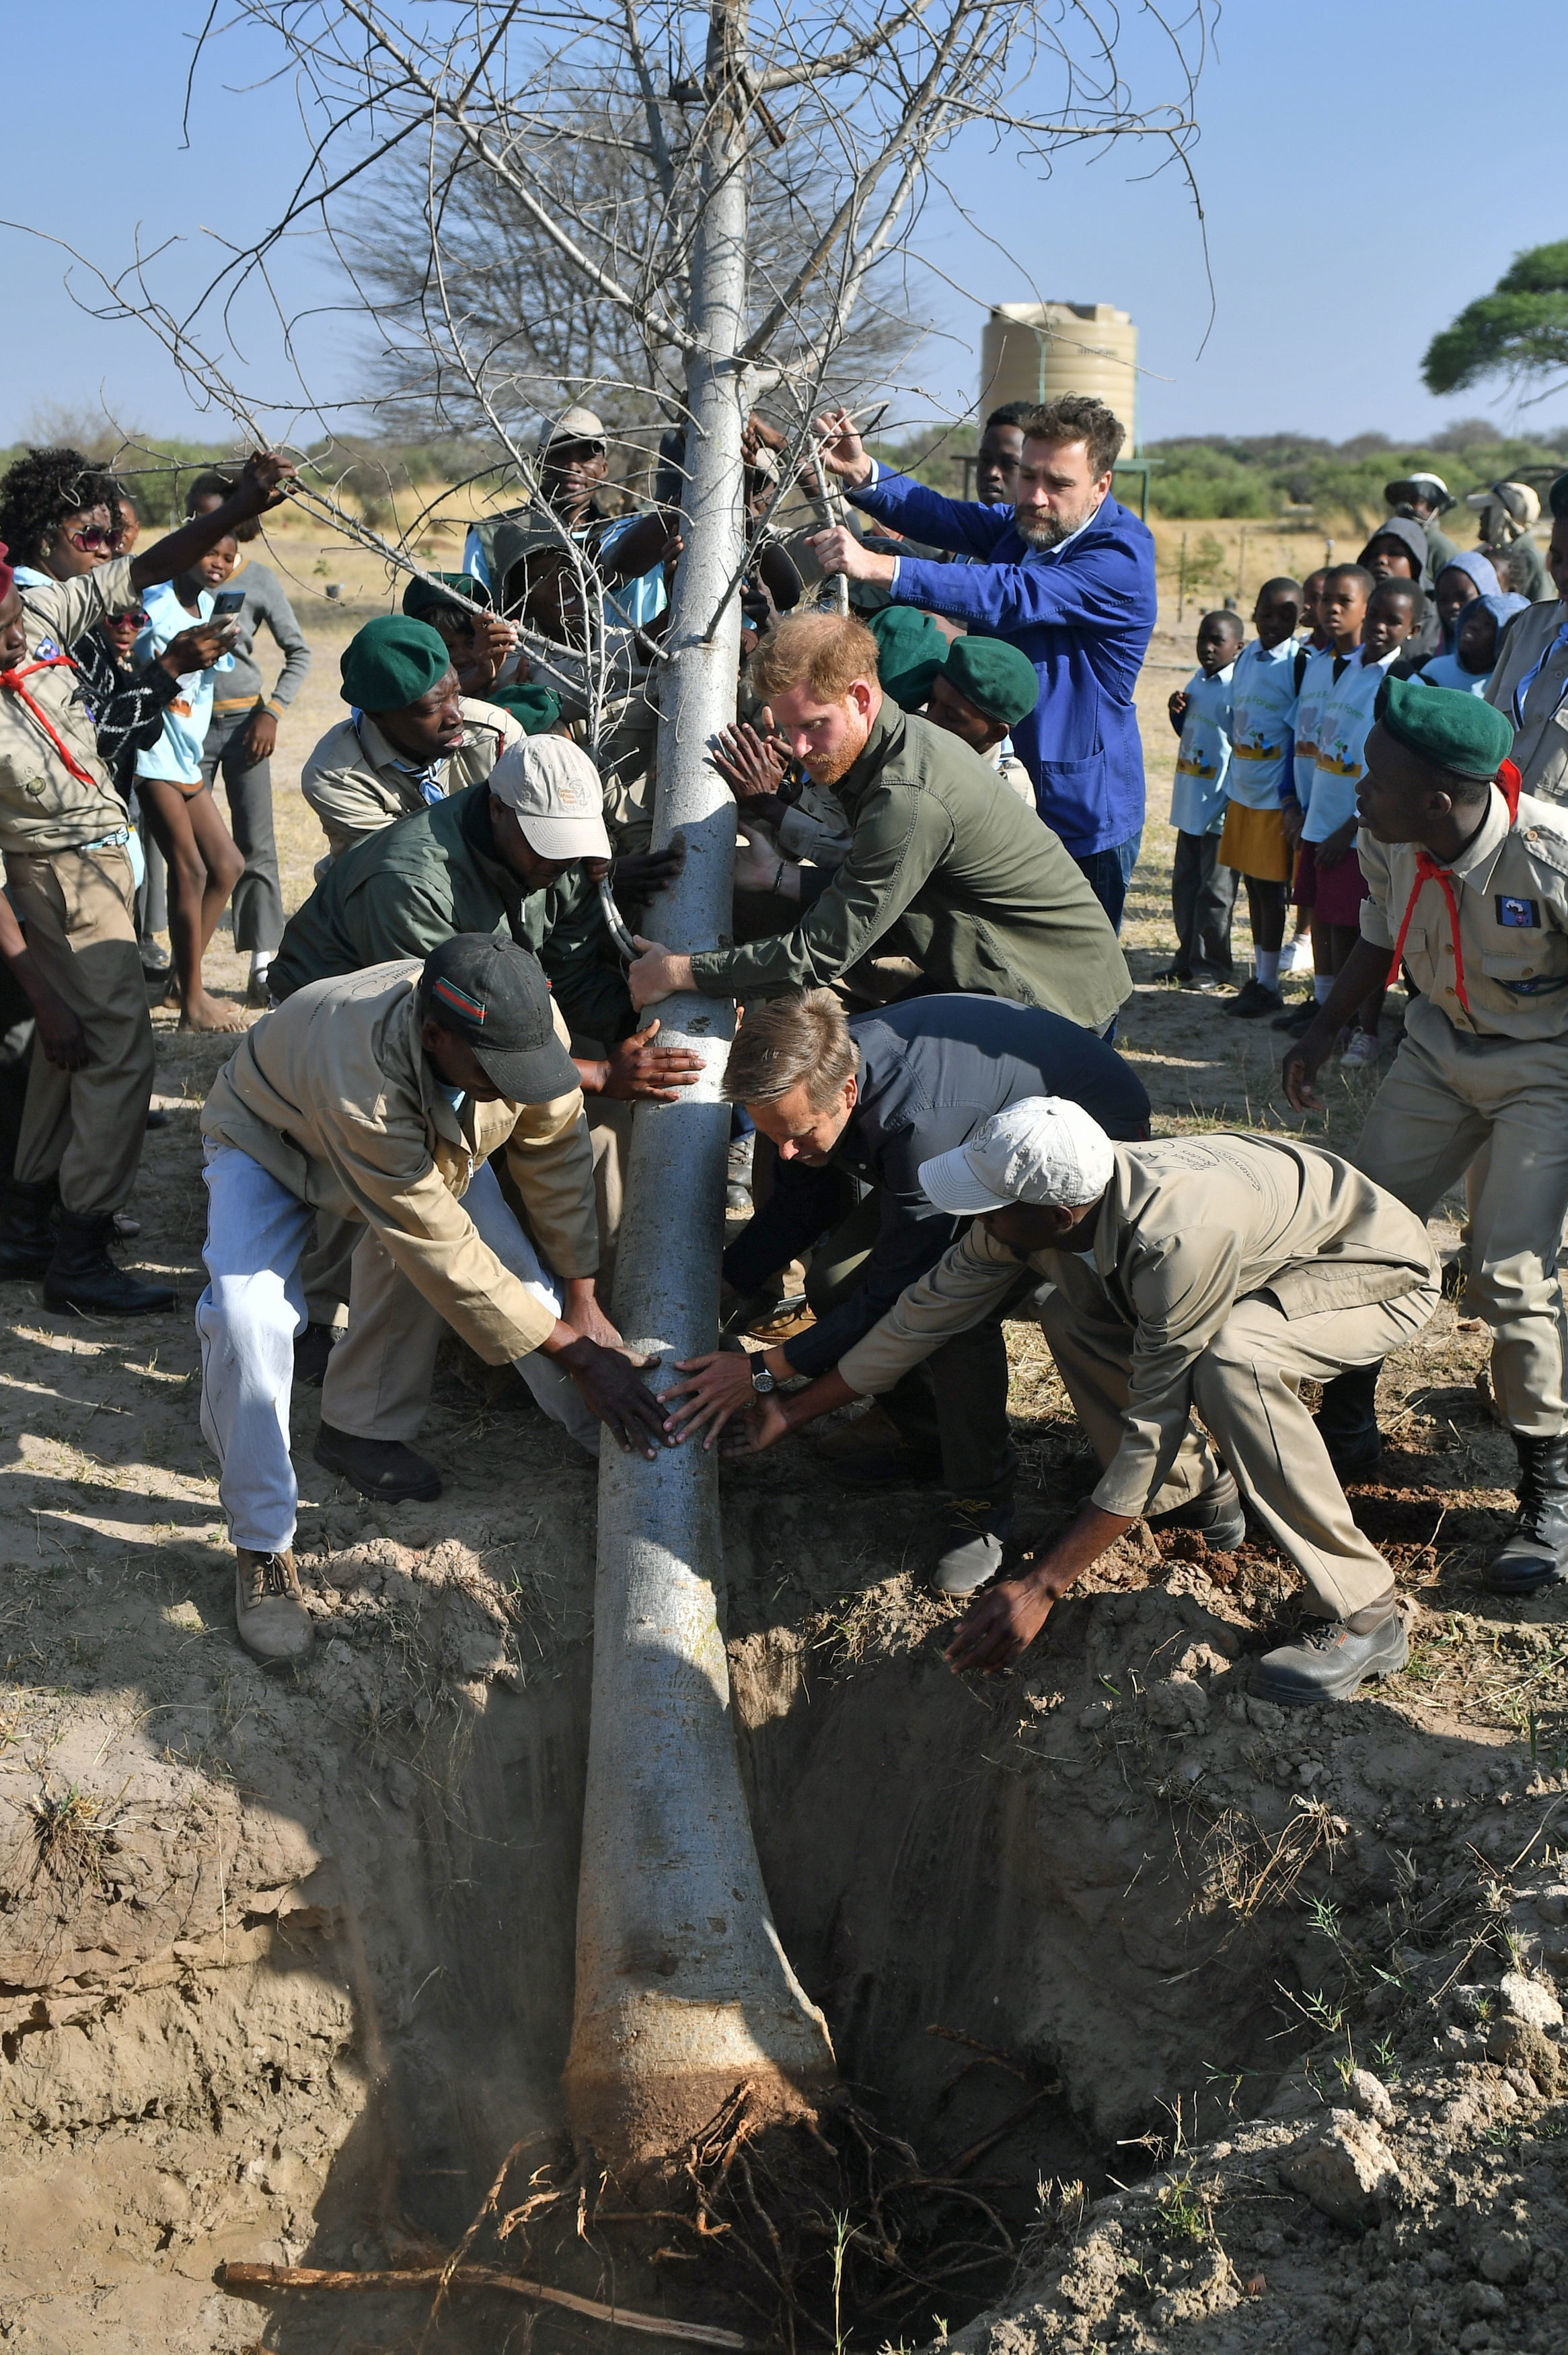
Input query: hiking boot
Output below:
<box><xmin>932</xmin><ymin>1498</ymin><xmax>1014</xmax><ymax>1596</ymax></box>
<box><xmin>1487</xmin><ymin>1432</ymin><xmax>1568</xmax><ymax>1594</ymax></box>
<box><xmin>1150</xmin><ymin>1470</ymin><xmax>1246</xmax><ymax>1551</ymax></box>
<box><xmin>234</xmin><ymin>1548</ymin><xmax>313</xmax><ymax>1667</ymax></box>
<box><xmin>44</xmin><ymin>1210</ymin><xmax>176</xmax><ymax>1315</ymax></box>
<box><xmin>0</xmin><ymin>1175</ymin><xmax>58</xmax><ymax>1280</ymax></box>
<box><xmin>314</xmin><ymin>1421</ymin><xmax>442</xmax><ymax>1503</ymax></box>
<box><xmin>293</xmin><ymin>1321</ymin><xmax>338</xmax><ymax>1389</ymax></box>
<box><xmin>1314</xmin><ymin>1362</ymin><xmax>1383</xmax><ymax>1479</ymax></box>
<box><xmin>1254</xmin><ymin>1603</ymin><xmax>1407</xmax><ymax>1706</ymax></box>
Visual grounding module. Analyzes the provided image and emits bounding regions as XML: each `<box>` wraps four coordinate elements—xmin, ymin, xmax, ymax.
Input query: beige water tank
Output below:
<box><xmin>979</xmin><ymin>303</ymin><xmax>1138</xmax><ymax>451</ymax></box>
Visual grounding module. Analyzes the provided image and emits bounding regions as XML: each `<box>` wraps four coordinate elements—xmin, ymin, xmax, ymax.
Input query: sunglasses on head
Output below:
<box><xmin>64</xmin><ymin>524</ymin><xmax>127</xmax><ymax>554</ymax></box>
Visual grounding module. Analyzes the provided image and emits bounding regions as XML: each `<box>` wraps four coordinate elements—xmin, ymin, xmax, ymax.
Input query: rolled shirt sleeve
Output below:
<box><xmin>500</xmin><ymin>1007</ymin><xmax>599</xmax><ymax>1280</ymax></box>
<box><xmin>1356</xmin><ymin>830</ymin><xmax>1397</xmax><ymax>951</ymax></box>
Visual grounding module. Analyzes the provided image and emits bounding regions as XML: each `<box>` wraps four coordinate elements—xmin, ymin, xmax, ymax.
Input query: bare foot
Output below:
<box><xmin>178</xmin><ymin>990</ymin><xmax>246</xmax><ymax>1034</ymax></box>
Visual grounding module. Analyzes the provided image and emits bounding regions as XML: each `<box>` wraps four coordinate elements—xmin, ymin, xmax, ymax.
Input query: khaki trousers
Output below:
<box><xmin>5</xmin><ymin>843</ymin><xmax>155</xmax><ymax>1217</ymax></box>
<box><xmin>1353</xmin><ymin>1022</ymin><xmax>1568</xmax><ymax>1437</ymax></box>
<box><xmin>1039</xmin><ymin>1278</ymin><xmax>1438</xmax><ymax>1620</ymax></box>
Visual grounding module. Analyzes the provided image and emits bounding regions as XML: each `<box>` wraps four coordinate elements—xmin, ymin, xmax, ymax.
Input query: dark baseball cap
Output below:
<box><xmin>418</xmin><ymin>934</ymin><xmax>579</xmax><ymax>1103</ymax></box>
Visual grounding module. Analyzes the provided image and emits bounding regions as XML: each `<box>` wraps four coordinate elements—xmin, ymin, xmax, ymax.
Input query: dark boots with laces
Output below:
<box><xmin>1254</xmin><ymin>1597</ymin><xmax>1409</xmax><ymax>1706</ymax></box>
<box><xmin>0</xmin><ymin>1176</ymin><xmax>59</xmax><ymax>1280</ymax></box>
<box><xmin>1487</xmin><ymin>1433</ymin><xmax>1568</xmax><ymax>1594</ymax></box>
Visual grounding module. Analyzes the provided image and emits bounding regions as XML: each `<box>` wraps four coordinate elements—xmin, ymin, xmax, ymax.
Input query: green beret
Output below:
<box><xmin>869</xmin><ymin>605</ymin><xmax>946</xmax><ymax>711</ymax></box>
<box><xmin>1380</xmin><ymin>674</ymin><xmax>1516</xmax><ymax>779</ymax></box>
<box><xmin>340</xmin><ymin>616</ymin><xmax>452</xmax><ymax>713</ymax></box>
<box><xmin>942</xmin><ymin>635</ymin><xmax>1041</xmax><ymax>729</ymax></box>
<box><xmin>1549</xmin><ymin>472</ymin><xmax>1568</xmax><ymax>520</ymax></box>
<box><xmin>402</xmin><ymin>571</ymin><xmax>490</xmax><ymax>624</ymax></box>
<box><xmin>484</xmin><ymin>682</ymin><xmax>562</xmax><ymax>735</ymax></box>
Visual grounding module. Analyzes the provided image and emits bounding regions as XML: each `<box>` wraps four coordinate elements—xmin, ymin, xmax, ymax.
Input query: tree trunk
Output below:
<box><xmin>562</xmin><ymin>0</ymin><xmax>836</xmax><ymax>2181</ymax></box>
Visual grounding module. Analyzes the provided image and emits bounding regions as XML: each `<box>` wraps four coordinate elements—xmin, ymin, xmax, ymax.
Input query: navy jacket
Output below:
<box><xmin>722</xmin><ymin>994</ymin><xmax>1150</xmax><ymax>1378</ymax></box>
<box><xmin>848</xmin><ymin>472</ymin><xmax>1158</xmax><ymax>859</ymax></box>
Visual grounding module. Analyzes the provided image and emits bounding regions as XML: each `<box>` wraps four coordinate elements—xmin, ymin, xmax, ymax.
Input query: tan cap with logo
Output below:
<box><xmin>545</xmin><ymin>406</ymin><xmax>607</xmax><ymax>448</ymax></box>
<box><xmin>488</xmin><ymin>735</ymin><xmax>612</xmax><ymax>861</ymax></box>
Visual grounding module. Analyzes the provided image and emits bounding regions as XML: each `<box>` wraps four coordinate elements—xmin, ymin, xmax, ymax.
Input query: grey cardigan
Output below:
<box><xmin>211</xmin><ymin>559</ymin><xmax>312</xmax><ymax>712</ymax></box>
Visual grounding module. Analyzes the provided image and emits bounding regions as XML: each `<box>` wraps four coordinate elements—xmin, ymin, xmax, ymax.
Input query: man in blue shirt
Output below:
<box><xmin>807</xmin><ymin>394</ymin><xmax>1158</xmax><ymax>931</ymax></box>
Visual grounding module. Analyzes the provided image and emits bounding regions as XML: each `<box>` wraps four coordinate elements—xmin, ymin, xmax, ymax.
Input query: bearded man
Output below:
<box><xmin>805</xmin><ymin>394</ymin><xmax>1158</xmax><ymax>931</ymax></box>
<box><xmin>628</xmin><ymin>611</ymin><xmax>1129</xmax><ymax>1031</ymax></box>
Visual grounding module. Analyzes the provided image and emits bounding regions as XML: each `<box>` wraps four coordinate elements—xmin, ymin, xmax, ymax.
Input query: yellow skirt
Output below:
<box><xmin>1218</xmin><ymin>799</ymin><xmax>1292</xmax><ymax>883</ymax></box>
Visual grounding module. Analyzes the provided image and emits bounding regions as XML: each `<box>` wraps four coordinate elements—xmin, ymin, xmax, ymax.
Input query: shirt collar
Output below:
<box><xmin>1016</xmin><ymin>495</ymin><xmax>1107</xmax><ymax>563</ymax></box>
<box><xmin>1425</xmin><ymin>783</ymin><xmax>1513</xmax><ymax>888</ymax></box>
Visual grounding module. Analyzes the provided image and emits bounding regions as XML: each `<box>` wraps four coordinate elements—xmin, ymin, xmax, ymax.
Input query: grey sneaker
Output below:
<box><xmin>1150</xmin><ymin>1471</ymin><xmax>1245</xmax><ymax>1551</ymax></box>
<box><xmin>932</xmin><ymin>1498</ymin><xmax>1014</xmax><ymax>1596</ymax></box>
<box><xmin>1253</xmin><ymin>1609</ymin><xmax>1407</xmax><ymax>1707</ymax></box>
<box><xmin>235</xmin><ymin>1549</ymin><xmax>314</xmax><ymax>1667</ymax></box>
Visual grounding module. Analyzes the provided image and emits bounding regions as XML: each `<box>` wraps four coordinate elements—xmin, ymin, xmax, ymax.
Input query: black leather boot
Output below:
<box><xmin>44</xmin><ymin>1211</ymin><xmax>176</xmax><ymax>1316</ymax></box>
<box><xmin>0</xmin><ymin>1176</ymin><xmax>59</xmax><ymax>1280</ymax></box>
<box><xmin>1314</xmin><ymin>1361</ymin><xmax>1384</xmax><ymax>1478</ymax></box>
<box><xmin>1487</xmin><ymin>1433</ymin><xmax>1568</xmax><ymax>1594</ymax></box>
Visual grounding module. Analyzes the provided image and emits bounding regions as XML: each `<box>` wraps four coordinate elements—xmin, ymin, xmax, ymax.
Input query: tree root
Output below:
<box><xmin>215</xmin><ymin>2259</ymin><xmax>758</xmax><ymax>2347</ymax></box>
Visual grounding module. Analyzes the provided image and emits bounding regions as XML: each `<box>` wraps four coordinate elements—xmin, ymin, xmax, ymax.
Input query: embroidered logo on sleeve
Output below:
<box><xmin>1497</xmin><ymin>896</ymin><xmax>1541</xmax><ymax>928</ymax></box>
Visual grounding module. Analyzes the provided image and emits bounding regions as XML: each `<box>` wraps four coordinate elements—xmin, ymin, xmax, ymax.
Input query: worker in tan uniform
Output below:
<box><xmin>1483</xmin><ymin>476</ymin><xmax>1568</xmax><ymax>803</ymax></box>
<box><xmin>300</xmin><ymin>614</ymin><xmax>524</xmax><ymax>865</ymax></box>
<box><xmin>678</xmin><ymin>1097</ymin><xmax>1438</xmax><ymax>1706</ymax></box>
<box><xmin>1285</xmin><ymin>679</ymin><xmax>1568</xmax><ymax>1595</ymax></box>
<box><xmin>198</xmin><ymin>933</ymin><xmax>670</xmax><ymax>1665</ymax></box>
<box><xmin>0</xmin><ymin>451</ymin><xmax>292</xmax><ymax>1312</ymax></box>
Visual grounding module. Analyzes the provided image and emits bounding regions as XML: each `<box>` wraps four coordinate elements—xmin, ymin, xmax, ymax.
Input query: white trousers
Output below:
<box><xmin>196</xmin><ymin>1146</ymin><xmax>598</xmax><ymax>1554</ymax></box>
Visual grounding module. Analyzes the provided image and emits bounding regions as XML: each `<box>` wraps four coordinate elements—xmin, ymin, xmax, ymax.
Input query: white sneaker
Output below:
<box><xmin>1339</xmin><ymin>1027</ymin><xmax>1382</xmax><ymax>1068</ymax></box>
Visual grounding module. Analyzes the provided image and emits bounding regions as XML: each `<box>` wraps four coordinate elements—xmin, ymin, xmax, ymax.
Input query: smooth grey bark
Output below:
<box><xmin>562</xmin><ymin>0</ymin><xmax>835</xmax><ymax>2178</ymax></box>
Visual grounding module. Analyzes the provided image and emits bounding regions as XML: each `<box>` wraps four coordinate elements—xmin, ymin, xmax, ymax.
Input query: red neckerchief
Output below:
<box><xmin>0</xmin><ymin>652</ymin><xmax>100</xmax><ymax>789</ymax></box>
<box><xmin>1386</xmin><ymin>760</ymin><xmax>1522</xmax><ymax>1014</ymax></box>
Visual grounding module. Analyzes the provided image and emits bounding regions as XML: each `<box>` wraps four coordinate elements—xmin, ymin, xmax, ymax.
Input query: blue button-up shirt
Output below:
<box><xmin>848</xmin><ymin>470</ymin><xmax>1158</xmax><ymax>859</ymax></box>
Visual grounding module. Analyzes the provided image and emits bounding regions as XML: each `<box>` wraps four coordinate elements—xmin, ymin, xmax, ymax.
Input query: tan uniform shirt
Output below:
<box><xmin>201</xmin><ymin>961</ymin><xmax>597</xmax><ymax>1364</ymax></box>
<box><xmin>301</xmin><ymin>697</ymin><xmax>522</xmax><ymax>862</ymax></box>
<box><xmin>838</xmin><ymin>1134</ymin><xmax>1438</xmax><ymax>1518</ymax></box>
<box><xmin>1358</xmin><ymin>784</ymin><xmax>1568</xmax><ymax>1045</ymax></box>
<box><xmin>0</xmin><ymin>556</ymin><xmax>139</xmax><ymax>854</ymax></box>
<box><xmin>1485</xmin><ymin>600</ymin><xmax>1568</xmax><ymax>803</ymax></box>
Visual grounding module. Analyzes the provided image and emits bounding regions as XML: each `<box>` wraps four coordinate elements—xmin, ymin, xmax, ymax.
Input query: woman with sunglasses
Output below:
<box><xmin>0</xmin><ymin>447</ymin><xmax>293</xmax><ymax>1311</ymax></box>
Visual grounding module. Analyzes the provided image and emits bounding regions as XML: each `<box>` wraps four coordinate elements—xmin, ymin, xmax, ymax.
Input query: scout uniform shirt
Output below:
<box><xmin>837</xmin><ymin>1134</ymin><xmax>1437</xmax><ymax>1517</ymax></box>
<box><xmin>1168</xmin><ymin>661</ymin><xmax>1234</xmax><ymax>836</ymax></box>
<box><xmin>1485</xmin><ymin>600</ymin><xmax>1568</xmax><ymax>803</ymax></box>
<box><xmin>1304</xmin><ymin>645</ymin><xmax>1400</xmax><ymax>844</ymax></box>
<box><xmin>202</xmin><ymin>959</ymin><xmax>598</xmax><ymax>1366</ymax></box>
<box><xmin>1358</xmin><ymin>778</ymin><xmax>1568</xmax><ymax>1044</ymax></box>
<box><xmin>1225</xmin><ymin>636</ymin><xmax>1298</xmax><ymax>812</ymax></box>
<box><xmin>301</xmin><ymin>695</ymin><xmax>522</xmax><ymax>863</ymax></box>
<box><xmin>0</xmin><ymin>554</ymin><xmax>141</xmax><ymax>855</ymax></box>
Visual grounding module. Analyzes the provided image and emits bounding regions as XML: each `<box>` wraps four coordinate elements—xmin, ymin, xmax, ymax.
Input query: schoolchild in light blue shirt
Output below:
<box><xmin>1158</xmin><ymin>608</ymin><xmax>1242</xmax><ymax>988</ymax></box>
<box><xmin>1215</xmin><ymin>576</ymin><xmax>1304</xmax><ymax>1016</ymax></box>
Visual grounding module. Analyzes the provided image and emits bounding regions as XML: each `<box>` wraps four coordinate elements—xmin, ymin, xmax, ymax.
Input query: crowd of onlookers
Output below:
<box><xmin>1160</xmin><ymin>464</ymin><xmax>1567</xmax><ymax>1062</ymax></box>
<box><xmin>4</xmin><ymin>408</ymin><xmax>1568</xmax><ymax>1702</ymax></box>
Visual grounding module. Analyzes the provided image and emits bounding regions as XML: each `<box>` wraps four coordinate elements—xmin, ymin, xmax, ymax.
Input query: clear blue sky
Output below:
<box><xmin>5</xmin><ymin>1</ymin><xmax>1566</xmax><ymax>451</ymax></box>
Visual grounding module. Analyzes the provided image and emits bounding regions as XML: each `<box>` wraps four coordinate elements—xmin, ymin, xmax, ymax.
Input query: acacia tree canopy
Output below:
<box><xmin>1423</xmin><ymin>240</ymin><xmax>1568</xmax><ymax>401</ymax></box>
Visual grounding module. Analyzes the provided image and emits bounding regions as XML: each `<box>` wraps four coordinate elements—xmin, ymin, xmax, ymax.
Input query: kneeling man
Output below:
<box><xmin>684</xmin><ymin>1100</ymin><xmax>1439</xmax><ymax>1706</ymax></box>
<box><xmin>199</xmin><ymin>935</ymin><xmax>667</xmax><ymax>1666</ymax></box>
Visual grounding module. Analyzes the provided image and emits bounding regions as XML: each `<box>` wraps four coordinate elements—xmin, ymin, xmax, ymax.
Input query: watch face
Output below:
<box><xmin>752</xmin><ymin>1363</ymin><xmax>776</xmax><ymax>1394</ymax></box>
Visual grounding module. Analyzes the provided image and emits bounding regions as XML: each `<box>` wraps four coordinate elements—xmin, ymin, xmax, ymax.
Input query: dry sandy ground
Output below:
<box><xmin>0</xmin><ymin>575</ymin><xmax>1563</xmax><ymax>2354</ymax></box>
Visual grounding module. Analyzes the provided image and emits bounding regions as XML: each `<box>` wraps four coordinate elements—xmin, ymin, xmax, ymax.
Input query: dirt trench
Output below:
<box><xmin>0</xmin><ymin>1338</ymin><xmax>1374</xmax><ymax>2355</ymax></box>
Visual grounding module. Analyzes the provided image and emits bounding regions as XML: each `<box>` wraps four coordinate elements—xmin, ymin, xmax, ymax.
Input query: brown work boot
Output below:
<box><xmin>234</xmin><ymin>1548</ymin><xmax>314</xmax><ymax>1668</ymax></box>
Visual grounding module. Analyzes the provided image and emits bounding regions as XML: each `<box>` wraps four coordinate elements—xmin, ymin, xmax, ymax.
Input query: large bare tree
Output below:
<box><xmin>61</xmin><ymin>0</ymin><xmax>1210</xmax><ymax>2183</ymax></box>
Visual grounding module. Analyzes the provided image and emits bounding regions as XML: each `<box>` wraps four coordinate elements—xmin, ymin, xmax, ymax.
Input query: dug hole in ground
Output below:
<box><xmin>1</xmin><ymin>597</ymin><xmax>1566</xmax><ymax>2355</ymax></box>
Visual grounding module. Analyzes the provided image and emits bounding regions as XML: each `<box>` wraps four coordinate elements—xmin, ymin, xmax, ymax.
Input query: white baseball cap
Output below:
<box><xmin>488</xmin><ymin>736</ymin><xmax>611</xmax><ymax>860</ymax></box>
<box><xmin>918</xmin><ymin>1095</ymin><xmax>1115</xmax><ymax>1216</ymax></box>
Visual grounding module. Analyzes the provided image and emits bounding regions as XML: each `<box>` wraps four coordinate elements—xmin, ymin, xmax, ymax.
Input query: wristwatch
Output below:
<box><xmin>751</xmin><ymin>1360</ymin><xmax>778</xmax><ymax>1396</ymax></box>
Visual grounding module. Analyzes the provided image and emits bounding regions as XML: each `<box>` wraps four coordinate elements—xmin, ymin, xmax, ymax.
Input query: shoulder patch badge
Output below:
<box><xmin>1497</xmin><ymin>895</ymin><xmax>1542</xmax><ymax>928</ymax></box>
